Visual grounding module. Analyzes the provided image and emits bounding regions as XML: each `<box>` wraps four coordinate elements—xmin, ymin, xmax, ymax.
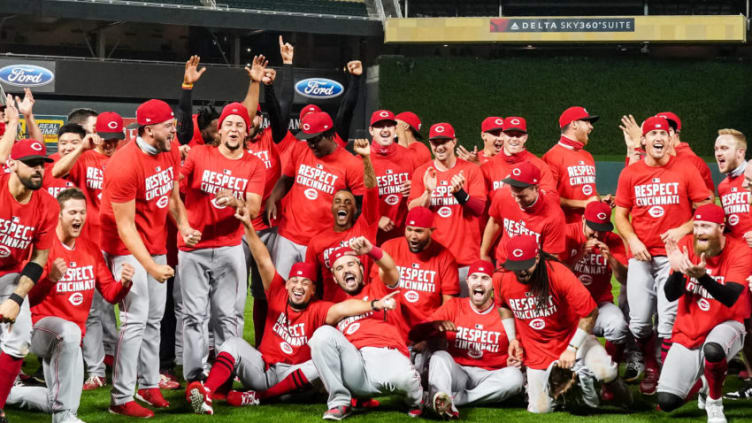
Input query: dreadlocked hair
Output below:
<box><xmin>528</xmin><ymin>251</ymin><xmax>560</xmax><ymax>311</ymax></box>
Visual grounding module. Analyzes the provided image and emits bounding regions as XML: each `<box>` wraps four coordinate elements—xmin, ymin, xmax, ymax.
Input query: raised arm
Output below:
<box><xmin>334</xmin><ymin>61</ymin><xmax>362</xmax><ymax>142</ymax></box>
<box><xmin>176</xmin><ymin>55</ymin><xmax>205</xmax><ymax>145</ymax></box>
<box><xmin>17</xmin><ymin>89</ymin><xmax>42</xmax><ymax>142</ymax></box>
<box><xmin>241</xmin><ymin>55</ymin><xmax>267</xmax><ymax>125</ymax></box>
<box><xmin>234</xmin><ymin>205</ymin><xmax>276</xmax><ymax>290</ymax></box>
<box><xmin>325</xmin><ymin>291</ymin><xmax>400</xmax><ymax>325</ymax></box>
<box><xmin>0</xmin><ymin>96</ymin><xmax>19</xmax><ymax>163</ymax></box>
<box><xmin>350</xmin><ymin>236</ymin><xmax>399</xmax><ymax>287</ymax></box>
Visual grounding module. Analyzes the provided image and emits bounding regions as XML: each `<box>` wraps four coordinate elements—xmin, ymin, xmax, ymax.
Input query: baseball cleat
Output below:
<box><xmin>639</xmin><ymin>367</ymin><xmax>659</xmax><ymax>396</ymax></box>
<box><xmin>136</xmin><ymin>388</ymin><xmax>170</xmax><ymax>408</ymax></box>
<box><xmin>623</xmin><ymin>353</ymin><xmax>645</xmax><ymax>383</ymax></box>
<box><xmin>724</xmin><ymin>378</ymin><xmax>752</xmax><ymax>400</ymax></box>
<box><xmin>697</xmin><ymin>376</ymin><xmax>708</xmax><ymax>410</ymax></box>
<box><xmin>109</xmin><ymin>401</ymin><xmax>155</xmax><ymax>418</ymax></box>
<box><xmin>322</xmin><ymin>405</ymin><xmax>352</xmax><ymax>421</ymax></box>
<box><xmin>83</xmin><ymin>375</ymin><xmax>107</xmax><ymax>391</ymax></box>
<box><xmin>407</xmin><ymin>403</ymin><xmax>424</xmax><ymax>418</ymax></box>
<box><xmin>704</xmin><ymin>397</ymin><xmax>727</xmax><ymax>423</ymax></box>
<box><xmin>159</xmin><ymin>371</ymin><xmax>181</xmax><ymax>390</ymax></box>
<box><xmin>432</xmin><ymin>392</ymin><xmax>458</xmax><ymax>419</ymax></box>
<box><xmin>351</xmin><ymin>398</ymin><xmax>379</xmax><ymax>410</ymax></box>
<box><xmin>227</xmin><ymin>390</ymin><xmax>260</xmax><ymax>407</ymax></box>
<box><xmin>58</xmin><ymin>411</ymin><xmax>87</xmax><ymax>423</ymax></box>
<box><xmin>187</xmin><ymin>381</ymin><xmax>214</xmax><ymax>415</ymax></box>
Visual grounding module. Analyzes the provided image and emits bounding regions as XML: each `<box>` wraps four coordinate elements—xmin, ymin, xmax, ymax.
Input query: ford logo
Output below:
<box><xmin>295</xmin><ymin>78</ymin><xmax>343</xmax><ymax>99</ymax></box>
<box><xmin>0</xmin><ymin>64</ymin><xmax>55</xmax><ymax>88</ymax></box>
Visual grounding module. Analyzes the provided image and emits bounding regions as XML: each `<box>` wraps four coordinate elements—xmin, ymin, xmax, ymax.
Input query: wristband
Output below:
<box><xmin>569</xmin><ymin>328</ymin><xmax>588</xmax><ymax>350</ymax></box>
<box><xmin>566</xmin><ymin>345</ymin><xmax>578</xmax><ymax>352</ymax></box>
<box><xmin>452</xmin><ymin>188</ymin><xmax>470</xmax><ymax>204</ymax></box>
<box><xmin>8</xmin><ymin>293</ymin><xmax>23</xmax><ymax>306</ymax></box>
<box><xmin>182</xmin><ymin>83</ymin><xmax>194</xmax><ymax>89</ymax></box>
<box><xmin>367</xmin><ymin>246</ymin><xmax>384</xmax><ymax>261</ymax></box>
<box><xmin>502</xmin><ymin>317</ymin><xmax>516</xmax><ymax>342</ymax></box>
<box><xmin>370</xmin><ymin>299</ymin><xmax>379</xmax><ymax>311</ymax></box>
<box><xmin>21</xmin><ymin>261</ymin><xmax>44</xmax><ymax>285</ymax></box>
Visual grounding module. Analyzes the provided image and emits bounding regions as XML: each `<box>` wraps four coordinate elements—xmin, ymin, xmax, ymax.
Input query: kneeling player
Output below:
<box><xmin>657</xmin><ymin>204</ymin><xmax>752</xmax><ymax>423</ymax></box>
<box><xmin>409</xmin><ymin>260</ymin><xmax>524</xmax><ymax>419</ymax></box>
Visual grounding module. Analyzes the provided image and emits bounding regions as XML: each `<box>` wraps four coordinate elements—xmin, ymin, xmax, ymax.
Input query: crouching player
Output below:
<box><xmin>186</xmin><ymin>205</ymin><xmax>399</xmax><ymax>415</ymax></box>
<box><xmin>658</xmin><ymin>204</ymin><xmax>752</xmax><ymax>423</ymax></box>
<box><xmin>496</xmin><ymin>235</ymin><xmax>628</xmax><ymax>413</ymax></box>
<box><xmin>409</xmin><ymin>260</ymin><xmax>524</xmax><ymax>419</ymax></box>
<box><xmin>6</xmin><ymin>188</ymin><xmax>133</xmax><ymax>423</ymax></box>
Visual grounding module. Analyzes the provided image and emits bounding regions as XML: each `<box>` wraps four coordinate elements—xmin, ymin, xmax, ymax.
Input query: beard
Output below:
<box><xmin>19</xmin><ymin>173</ymin><xmax>43</xmax><ymax>190</ymax></box>
<box><xmin>694</xmin><ymin>236</ymin><xmax>722</xmax><ymax>257</ymax></box>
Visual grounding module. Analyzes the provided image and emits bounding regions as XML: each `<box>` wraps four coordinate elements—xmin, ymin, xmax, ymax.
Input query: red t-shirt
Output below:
<box><xmin>481</xmin><ymin>150</ymin><xmax>557</xmax><ymax>196</ymax></box>
<box><xmin>495</xmin><ymin>261</ymin><xmax>597</xmax><ymax>370</ymax></box>
<box><xmin>615</xmin><ymin>155</ymin><xmax>711</xmax><ymax>256</ymax></box>
<box><xmin>671</xmin><ymin>235</ymin><xmax>752</xmax><ymax>349</ymax></box>
<box><xmin>407</xmin><ymin>142</ymin><xmax>432</xmax><ymax>167</ymax></box>
<box><xmin>370</xmin><ymin>143</ymin><xmax>417</xmax><ymax>244</ymax></box>
<box><xmin>278</xmin><ymin>131</ymin><xmax>348</xmax><ymax>170</ymax></box>
<box><xmin>717</xmin><ymin>172</ymin><xmax>752</xmax><ymax>240</ymax></box>
<box><xmin>246</xmin><ymin>128</ymin><xmax>282</xmax><ymax>231</ymax></box>
<box><xmin>0</xmin><ymin>174</ymin><xmax>59</xmax><ymax>275</ymax></box>
<box><xmin>429</xmin><ymin>298</ymin><xmax>509</xmax><ymax>370</ymax></box>
<box><xmin>29</xmin><ymin>237</ymin><xmax>130</xmax><ymax>336</ymax></box>
<box><xmin>179</xmin><ymin>145</ymin><xmax>266</xmax><ymax>250</ymax></box>
<box><xmin>488</xmin><ymin>187</ymin><xmax>566</xmax><ymax>263</ymax></box>
<box><xmin>66</xmin><ymin>149</ymin><xmax>110</xmax><ymax>243</ymax></box>
<box><xmin>259</xmin><ymin>272</ymin><xmax>333</xmax><ymax>365</ymax></box>
<box><xmin>278</xmin><ymin>142</ymin><xmax>365</xmax><ymax>245</ymax></box>
<box><xmin>43</xmin><ymin>153</ymin><xmax>76</xmax><ymax>199</ymax></box>
<box><xmin>99</xmin><ymin>140</ymin><xmax>181</xmax><ymax>256</ymax></box>
<box><xmin>675</xmin><ymin>143</ymin><xmax>714</xmax><ymax>194</ymax></box>
<box><xmin>409</xmin><ymin>159</ymin><xmax>485</xmax><ymax>266</ymax></box>
<box><xmin>305</xmin><ymin>187</ymin><xmax>379</xmax><ymax>302</ymax></box>
<box><xmin>542</xmin><ymin>138</ymin><xmax>598</xmax><ymax>223</ymax></box>
<box><xmin>563</xmin><ymin>221</ymin><xmax>627</xmax><ymax>304</ymax></box>
<box><xmin>336</xmin><ymin>282</ymin><xmax>410</xmax><ymax>356</ymax></box>
<box><xmin>376</xmin><ymin>237</ymin><xmax>459</xmax><ymax>330</ymax></box>
<box><xmin>476</xmin><ymin>150</ymin><xmax>493</xmax><ymax>165</ymax></box>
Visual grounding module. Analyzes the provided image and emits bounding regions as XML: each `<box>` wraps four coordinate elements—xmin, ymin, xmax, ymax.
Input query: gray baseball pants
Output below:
<box><xmin>82</xmin><ymin>290</ymin><xmax>118</xmax><ymax>378</ymax></box>
<box><xmin>0</xmin><ymin>273</ymin><xmax>32</xmax><ymax>358</ymax></box>
<box><xmin>627</xmin><ymin>256</ymin><xmax>675</xmax><ymax>340</ymax></box>
<box><xmin>594</xmin><ymin>302</ymin><xmax>629</xmax><ymax>344</ymax></box>
<box><xmin>271</xmin><ymin>234</ymin><xmax>307</xmax><ymax>280</ymax></box>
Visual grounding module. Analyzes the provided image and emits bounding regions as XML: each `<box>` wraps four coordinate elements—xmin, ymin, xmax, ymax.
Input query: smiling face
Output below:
<box><xmin>145</xmin><ymin>119</ymin><xmax>176</xmax><ymax>152</ymax></box>
<box><xmin>572</xmin><ymin>120</ymin><xmax>593</xmax><ymax>145</ymax></box>
<box><xmin>219</xmin><ymin>114</ymin><xmax>248</xmax><ymax>152</ymax></box>
<box><xmin>481</xmin><ymin>130</ymin><xmax>504</xmax><ymax>156</ymax></box>
<box><xmin>58</xmin><ymin>132</ymin><xmax>83</xmax><ymax>156</ymax></box>
<box><xmin>370</xmin><ymin>121</ymin><xmax>397</xmax><ymax>147</ymax></box>
<box><xmin>429</xmin><ymin>138</ymin><xmax>457</xmax><ymax>162</ymax></box>
<box><xmin>467</xmin><ymin>272</ymin><xmax>493</xmax><ymax>309</ymax></box>
<box><xmin>332</xmin><ymin>190</ymin><xmax>356</xmax><ymax>229</ymax></box>
<box><xmin>644</xmin><ymin>129</ymin><xmax>670</xmax><ymax>161</ymax></box>
<box><xmin>59</xmin><ymin>197</ymin><xmax>87</xmax><ymax>239</ymax></box>
<box><xmin>286</xmin><ymin>276</ymin><xmax>316</xmax><ymax>309</ymax></box>
<box><xmin>510</xmin><ymin>184</ymin><xmax>538</xmax><ymax>209</ymax></box>
<box><xmin>405</xmin><ymin>225</ymin><xmax>432</xmax><ymax>253</ymax></box>
<box><xmin>693</xmin><ymin>220</ymin><xmax>724</xmax><ymax>257</ymax></box>
<box><xmin>502</xmin><ymin>130</ymin><xmax>528</xmax><ymax>155</ymax></box>
<box><xmin>332</xmin><ymin>255</ymin><xmax>365</xmax><ymax>295</ymax></box>
<box><xmin>715</xmin><ymin>134</ymin><xmax>745</xmax><ymax>174</ymax></box>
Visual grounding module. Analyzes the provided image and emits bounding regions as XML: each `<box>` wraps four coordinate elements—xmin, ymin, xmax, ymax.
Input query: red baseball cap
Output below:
<box><xmin>95</xmin><ymin>112</ymin><xmax>125</xmax><ymax>140</ymax></box>
<box><xmin>694</xmin><ymin>204</ymin><xmax>725</xmax><ymax>225</ymax></box>
<box><xmin>468</xmin><ymin>260</ymin><xmax>494</xmax><ymax>278</ymax></box>
<box><xmin>503</xmin><ymin>116</ymin><xmax>527</xmax><ymax>133</ymax></box>
<box><xmin>370</xmin><ymin>110</ymin><xmax>396</xmax><ymax>127</ymax></box>
<box><xmin>329</xmin><ymin>246</ymin><xmax>358</xmax><ymax>267</ymax></box>
<box><xmin>584</xmin><ymin>201</ymin><xmax>613</xmax><ymax>232</ymax></box>
<box><xmin>429</xmin><ymin>122</ymin><xmax>455</xmax><ymax>140</ymax></box>
<box><xmin>481</xmin><ymin>117</ymin><xmax>505</xmax><ymax>133</ymax></box>
<box><xmin>502</xmin><ymin>161</ymin><xmax>540</xmax><ymax>188</ymax></box>
<box><xmin>136</xmin><ymin>99</ymin><xmax>174</xmax><ymax>126</ymax></box>
<box><xmin>396</xmin><ymin>111</ymin><xmax>421</xmax><ymax>134</ymax></box>
<box><xmin>218</xmin><ymin>102</ymin><xmax>251</xmax><ymax>131</ymax></box>
<box><xmin>642</xmin><ymin>116</ymin><xmax>670</xmax><ymax>136</ymax></box>
<box><xmin>300</xmin><ymin>104</ymin><xmax>322</xmax><ymax>119</ymax></box>
<box><xmin>297</xmin><ymin>111</ymin><xmax>333</xmax><ymax>140</ymax></box>
<box><xmin>656</xmin><ymin>111</ymin><xmax>681</xmax><ymax>132</ymax></box>
<box><xmin>11</xmin><ymin>139</ymin><xmax>52</xmax><ymax>163</ymax></box>
<box><xmin>289</xmin><ymin>262</ymin><xmax>317</xmax><ymax>283</ymax></box>
<box><xmin>503</xmin><ymin>234</ymin><xmax>539</xmax><ymax>271</ymax></box>
<box><xmin>405</xmin><ymin>207</ymin><xmax>434</xmax><ymax>228</ymax></box>
<box><xmin>559</xmin><ymin>106</ymin><xmax>599</xmax><ymax>128</ymax></box>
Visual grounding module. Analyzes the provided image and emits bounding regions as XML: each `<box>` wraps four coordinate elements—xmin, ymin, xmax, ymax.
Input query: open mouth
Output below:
<box><xmin>471</xmin><ymin>287</ymin><xmax>485</xmax><ymax>300</ymax></box>
<box><xmin>290</xmin><ymin>288</ymin><xmax>305</xmax><ymax>302</ymax></box>
<box><xmin>343</xmin><ymin>273</ymin><xmax>358</xmax><ymax>288</ymax></box>
<box><xmin>653</xmin><ymin>141</ymin><xmax>664</xmax><ymax>153</ymax></box>
<box><xmin>72</xmin><ymin>222</ymin><xmax>82</xmax><ymax>231</ymax></box>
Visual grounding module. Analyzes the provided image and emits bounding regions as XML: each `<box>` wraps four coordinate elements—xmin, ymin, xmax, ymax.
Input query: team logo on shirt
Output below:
<box><xmin>648</xmin><ymin>205</ymin><xmax>664</xmax><ymax>218</ymax></box>
<box><xmin>0</xmin><ymin>246</ymin><xmax>10</xmax><ymax>258</ymax></box>
<box><xmin>280</xmin><ymin>342</ymin><xmax>294</xmax><ymax>355</ymax></box>
<box><xmin>578</xmin><ymin>274</ymin><xmax>593</xmax><ymax>286</ymax></box>
<box><xmin>385</xmin><ymin>194</ymin><xmax>400</xmax><ymax>206</ymax></box>
<box><xmin>404</xmin><ymin>290</ymin><xmax>419</xmax><ymax>303</ymax></box>
<box><xmin>729</xmin><ymin>215</ymin><xmax>740</xmax><ymax>226</ymax></box>
<box><xmin>697</xmin><ymin>298</ymin><xmax>711</xmax><ymax>311</ymax></box>
<box><xmin>437</xmin><ymin>206</ymin><xmax>452</xmax><ymax>218</ymax></box>
<box><xmin>68</xmin><ymin>292</ymin><xmax>84</xmax><ymax>306</ymax></box>
<box><xmin>345</xmin><ymin>322</ymin><xmax>360</xmax><ymax>335</ymax></box>
<box><xmin>529</xmin><ymin>318</ymin><xmax>546</xmax><ymax>330</ymax></box>
<box><xmin>210</xmin><ymin>198</ymin><xmax>227</xmax><ymax>210</ymax></box>
<box><xmin>156</xmin><ymin>196</ymin><xmax>169</xmax><ymax>209</ymax></box>
<box><xmin>582</xmin><ymin>185</ymin><xmax>593</xmax><ymax>195</ymax></box>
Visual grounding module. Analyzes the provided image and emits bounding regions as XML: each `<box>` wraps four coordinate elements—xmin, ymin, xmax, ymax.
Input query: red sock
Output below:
<box><xmin>259</xmin><ymin>369</ymin><xmax>311</xmax><ymax>400</ymax></box>
<box><xmin>205</xmin><ymin>352</ymin><xmax>236</xmax><ymax>393</ymax></box>
<box><xmin>688</xmin><ymin>378</ymin><xmax>703</xmax><ymax>399</ymax></box>
<box><xmin>660</xmin><ymin>338</ymin><xmax>673</xmax><ymax>365</ymax></box>
<box><xmin>704</xmin><ymin>358</ymin><xmax>728</xmax><ymax>400</ymax></box>
<box><xmin>253</xmin><ymin>300</ymin><xmax>268</xmax><ymax>347</ymax></box>
<box><xmin>605</xmin><ymin>341</ymin><xmax>625</xmax><ymax>363</ymax></box>
<box><xmin>0</xmin><ymin>352</ymin><xmax>23</xmax><ymax>408</ymax></box>
<box><xmin>637</xmin><ymin>335</ymin><xmax>659</xmax><ymax>371</ymax></box>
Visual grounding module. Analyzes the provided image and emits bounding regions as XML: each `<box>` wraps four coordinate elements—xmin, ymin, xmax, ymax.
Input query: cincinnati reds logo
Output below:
<box><xmin>434</xmin><ymin>125</ymin><xmax>445</xmax><ymax>133</ymax></box>
<box><xmin>512</xmin><ymin>248</ymin><xmax>524</xmax><ymax>258</ymax></box>
<box><xmin>582</xmin><ymin>185</ymin><xmax>593</xmax><ymax>196</ymax></box>
<box><xmin>404</xmin><ymin>290</ymin><xmax>419</xmax><ymax>303</ymax></box>
<box><xmin>68</xmin><ymin>292</ymin><xmax>84</xmax><ymax>306</ymax></box>
<box><xmin>280</xmin><ymin>342</ymin><xmax>293</xmax><ymax>355</ymax></box>
<box><xmin>596</xmin><ymin>212</ymin><xmax>607</xmax><ymax>220</ymax></box>
<box><xmin>302</xmin><ymin>123</ymin><xmax>311</xmax><ymax>131</ymax></box>
<box><xmin>529</xmin><ymin>318</ymin><xmax>545</xmax><ymax>330</ymax></box>
<box><xmin>467</xmin><ymin>345</ymin><xmax>484</xmax><ymax>359</ymax></box>
<box><xmin>648</xmin><ymin>205</ymin><xmax>665</xmax><ymax>218</ymax></box>
<box><xmin>304</xmin><ymin>188</ymin><xmax>318</xmax><ymax>200</ymax></box>
<box><xmin>210</xmin><ymin>198</ymin><xmax>227</xmax><ymax>210</ymax></box>
<box><xmin>729</xmin><ymin>215</ymin><xmax>740</xmax><ymax>226</ymax></box>
<box><xmin>345</xmin><ymin>323</ymin><xmax>360</xmax><ymax>335</ymax></box>
<box><xmin>384</xmin><ymin>194</ymin><xmax>400</xmax><ymax>206</ymax></box>
<box><xmin>579</xmin><ymin>274</ymin><xmax>593</xmax><ymax>286</ymax></box>
<box><xmin>107</xmin><ymin>121</ymin><xmax>118</xmax><ymax>129</ymax></box>
<box><xmin>697</xmin><ymin>298</ymin><xmax>710</xmax><ymax>311</ymax></box>
<box><xmin>231</xmin><ymin>108</ymin><xmax>238</xmax><ymax>113</ymax></box>
<box><xmin>437</xmin><ymin>206</ymin><xmax>452</xmax><ymax>218</ymax></box>
<box><xmin>495</xmin><ymin>118</ymin><xmax>503</xmax><ymax>125</ymax></box>
<box><xmin>156</xmin><ymin>196</ymin><xmax>169</xmax><ymax>209</ymax></box>
<box><xmin>379</xmin><ymin>111</ymin><xmax>389</xmax><ymax>117</ymax></box>
<box><xmin>509</xmin><ymin>118</ymin><xmax>520</xmax><ymax>125</ymax></box>
<box><xmin>512</xmin><ymin>168</ymin><xmax>521</xmax><ymax>176</ymax></box>
<box><xmin>0</xmin><ymin>246</ymin><xmax>10</xmax><ymax>258</ymax></box>
<box><xmin>30</xmin><ymin>142</ymin><xmax>43</xmax><ymax>151</ymax></box>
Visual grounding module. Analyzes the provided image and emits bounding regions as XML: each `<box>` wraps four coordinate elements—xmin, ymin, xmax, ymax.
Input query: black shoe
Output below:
<box><xmin>724</xmin><ymin>378</ymin><xmax>752</xmax><ymax>400</ymax></box>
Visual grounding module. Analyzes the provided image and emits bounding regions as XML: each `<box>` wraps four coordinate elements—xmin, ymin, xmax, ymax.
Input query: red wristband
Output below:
<box><xmin>367</xmin><ymin>246</ymin><xmax>384</xmax><ymax>261</ymax></box>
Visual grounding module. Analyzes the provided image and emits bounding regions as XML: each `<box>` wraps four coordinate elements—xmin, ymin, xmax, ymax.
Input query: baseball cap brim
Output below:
<box><xmin>296</xmin><ymin>130</ymin><xmax>325</xmax><ymax>140</ymax></box>
<box><xmin>585</xmin><ymin>219</ymin><xmax>613</xmax><ymax>232</ymax></box>
<box><xmin>97</xmin><ymin>131</ymin><xmax>126</xmax><ymax>140</ymax></box>
<box><xmin>580</xmin><ymin>115</ymin><xmax>599</xmax><ymax>123</ymax></box>
<box><xmin>501</xmin><ymin>177</ymin><xmax>534</xmax><ymax>188</ymax></box>
<box><xmin>503</xmin><ymin>257</ymin><xmax>537</xmax><ymax>271</ymax></box>
<box><xmin>126</xmin><ymin>122</ymin><xmax>140</xmax><ymax>130</ymax></box>
<box><xmin>371</xmin><ymin>117</ymin><xmax>397</xmax><ymax>127</ymax></box>
<box><xmin>18</xmin><ymin>155</ymin><xmax>54</xmax><ymax>164</ymax></box>
<box><xmin>503</xmin><ymin>127</ymin><xmax>527</xmax><ymax>134</ymax></box>
<box><xmin>429</xmin><ymin>135</ymin><xmax>453</xmax><ymax>142</ymax></box>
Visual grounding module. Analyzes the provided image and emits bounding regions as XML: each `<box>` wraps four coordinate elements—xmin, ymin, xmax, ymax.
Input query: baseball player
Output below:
<box><xmin>543</xmin><ymin>106</ymin><xmax>602</xmax><ymax>223</ymax></box>
<box><xmin>480</xmin><ymin>161</ymin><xmax>566</xmax><ymax>264</ymax></box>
<box><xmin>66</xmin><ymin>109</ymin><xmax>98</xmax><ymax>135</ymax></box>
<box><xmin>377</xmin><ymin>206</ymin><xmax>459</xmax><ymax>331</ymax></box>
<box><xmin>367</xmin><ymin>110</ymin><xmax>417</xmax><ymax>244</ymax></box>
<box><xmin>656</xmin><ymin>204</ymin><xmax>752</xmax><ymax>423</ymax></box>
<box><xmin>496</xmin><ymin>235</ymin><xmax>625</xmax><ymax>413</ymax></box>
<box><xmin>265</xmin><ymin>111</ymin><xmax>365</xmax><ymax>279</ymax></box>
<box><xmin>50</xmin><ymin>112</ymin><xmax>125</xmax><ymax>389</ymax></box>
<box><xmin>100</xmin><ymin>99</ymin><xmax>201</xmax><ymax>418</ymax></box>
<box><xmin>305</xmin><ymin>138</ymin><xmax>379</xmax><ymax>302</ymax></box>
<box><xmin>43</xmin><ymin>124</ymin><xmax>81</xmax><ymax>198</ymax></box>
<box><xmin>409</xmin><ymin>123</ymin><xmax>485</xmax><ymax>293</ymax></box>
<box><xmin>455</xmin><ymin>116</ymin><xmax>504</xmax><ymax>165</ymax></box>
<box><xmin>0</xmin><ymin>139</ymin><xmax>58</xmax><ymax>423</ymax></box>
<box><xmin>409</xmin><ymin>260</ymin><xmax>524</xmax><ymax>418</ymax></box>
<box><xmin>614</xmin><ymin>116</ymin><xmax>712</xmax><ymax>396</ymax></box>
<box><xmin>186</xmin><ymin>208</ymin><xmax>398</xmax><ymax>415</ymax></box>
<box><xmin>6</xmin><ymin>188</ymin><xmax>133</xmax><ymax>423</ymax></box>
<box><xmin>309</xmin><ymin>240</ymin><xmax>423</xmax><ymax>420</ymax></box>
<box><xmin>714</xmin><ymin>129</ymin><xmax>750</xmax><ymax>240</ymax></box>
<box><xmin>480</xmin><ymin>117</ymin><xmax>557</xmax><ymax>195</ymax></box>
<box><xmin>178</xmin><ymin>102</ymin><xmax>265</xmax><ymax>384</ymax></box>
<box><xmin>395</xmin><ymin>111</ymin><xmax>431</xmax><ymax>166</ymax></box>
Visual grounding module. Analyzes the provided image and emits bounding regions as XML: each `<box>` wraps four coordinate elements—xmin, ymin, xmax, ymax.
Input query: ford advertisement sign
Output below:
<box><xmin>0</xmin><ymin>60</ymin><xmax>56</xmax><ymax>92</ymax></box>
<box><xmin>295</xmin><ymin>78</ymin><xmax>344</xmax><ymax>99</ymax></box>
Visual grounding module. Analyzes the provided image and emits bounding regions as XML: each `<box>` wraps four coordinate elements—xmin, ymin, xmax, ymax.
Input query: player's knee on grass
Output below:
<box><xmin>703</xmin><ymin>342</ymin><xmax>725</xmax><ymax>363</ymax></box>
<box><xmin>657</xmin><ymin>391</ymin><xmax>684</xmax><ymax>412</ymax></box>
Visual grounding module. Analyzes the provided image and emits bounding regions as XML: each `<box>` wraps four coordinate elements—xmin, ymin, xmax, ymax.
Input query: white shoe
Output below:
<box><xmin>705</xmin><ymin>397</ymin><xmax>727</xmax><ymax>423</ymax></box>
<box><xmin>56</xmin><ymin>411</ymin><xmax>86</xmax><ymax>423</ymax></box>
<box><xmin>698</xmin><ymin>375</ymin><xmax>708</xmax><ymax>410</ymax></box>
